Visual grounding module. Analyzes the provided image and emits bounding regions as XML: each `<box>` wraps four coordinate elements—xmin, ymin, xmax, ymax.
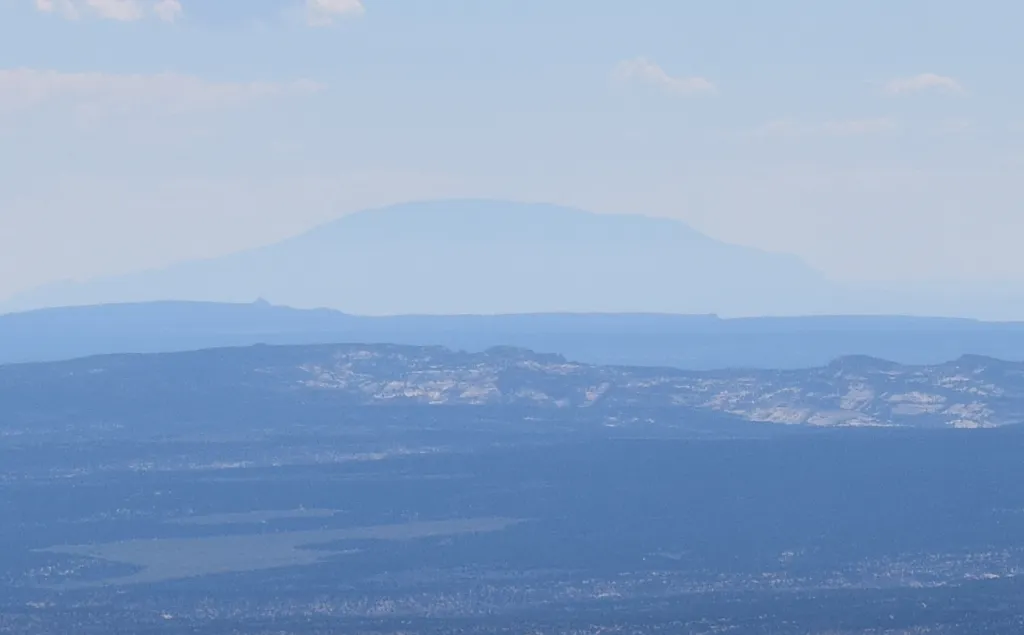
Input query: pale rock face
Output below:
<box><xmin>21</xmin><ymin>343</ymin><xmax>1020</xmax><ymax>430</ymax></box>
<box><xmin>746</xmin><ymin>407</ymin><xmax>813</xmax><ymax>425</ymax></box>
<box><xmin>888</xmin><ymin>392</ymin><xmax>946</xmax><ymax>416</ymax></box>
<box><xmin>952</xmin><ymin>420</ymin><xmax>987</xmax><ymax>429</ymax></box>
<box><xmin>277</xmin><ymin>347</ymin><xmax>1024</xmax><ymax>429</ymax></box>
<box><xmin>585</xmin><ymin>383</ymin><xmax>612</xmax><ymax>404</ymax></box>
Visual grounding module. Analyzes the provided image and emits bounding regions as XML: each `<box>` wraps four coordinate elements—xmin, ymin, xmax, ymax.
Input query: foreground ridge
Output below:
<box><xmin>3</xmin><ymin>343</ymin><xmax>1024</xmax><ymax>430</ymax></box>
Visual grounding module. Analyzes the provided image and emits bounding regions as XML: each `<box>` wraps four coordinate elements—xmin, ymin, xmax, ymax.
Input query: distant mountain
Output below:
<box><xmin>7</xmin><ymin>300</ymin><xmax>1024</xmax><ymax>369</ymax></box>
<box><xmin>3</xmin><ymin>343</ymin><xmax>1023</xmax><ymax>432</ymax></box>
<box><xmin>2</xmin><ymin>200</ymin><xmax>831</xmax><ymax>316</ymax></box>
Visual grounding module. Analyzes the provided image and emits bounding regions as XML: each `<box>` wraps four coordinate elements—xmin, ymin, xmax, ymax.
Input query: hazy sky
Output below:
<box><xmin>1</xmin><ymin>0</ymin><xmax>1022</xmax><ymax>300</ymax></box>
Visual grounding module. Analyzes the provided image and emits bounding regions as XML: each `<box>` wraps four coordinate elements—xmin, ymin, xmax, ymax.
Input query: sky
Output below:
<box><xmin>1</xmin><ymin>0</ymin><xmax>1022</xmax><ymax>301</ymax></box>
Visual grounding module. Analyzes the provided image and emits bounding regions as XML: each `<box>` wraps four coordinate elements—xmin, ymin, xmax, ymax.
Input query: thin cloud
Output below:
<box><xmin>306</xmin><ymin>0</ymin><xmax>365</xmax><ymax>26</ymax></box>
<box><xmin>34</xmin><ymin>0</ymin><xmax>75</xmax><ymax>18</ymax></box>
<box><xmin>0</xmin><ymin>69</ymin><xmax>324</xmax><ymax>118</ymax></box>
<box><xmin>884</xmin><ymin>73</ymin><xmax>964</xmax><ymax>95</ymax></box>
<box><xmin>33</xmin><ymin>0</ymin><xmax>368</xmax><ymax>26</ymax></box>
<box><xmin>33</xmin><ymin>0</ymin><xmax>181</xmax><ymax>21</ymax></box>
<box><xmin>932</xmin><ymin>118</ymin><xmax>975</xmax><ymax>135</ymax></box>
<box><xmin>612</xmin><ymin>57</ymin><xmax>716</xmax><ymax>96</ymax></box>
<box><xmin>152</xmin><ymin>0</ymin><xmax>182</xmax><ymax>22</ymax></box>
<box><xmin>757</xmin><ymin>118</ymin><xmax>899</xmax><ymax>137</ymax></box>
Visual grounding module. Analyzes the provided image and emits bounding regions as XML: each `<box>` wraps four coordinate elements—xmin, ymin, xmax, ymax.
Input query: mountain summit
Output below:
<box><xmin>4</xmin><ymin>200</ymin><xmax>828</xmax><ymax>315</ymax></box>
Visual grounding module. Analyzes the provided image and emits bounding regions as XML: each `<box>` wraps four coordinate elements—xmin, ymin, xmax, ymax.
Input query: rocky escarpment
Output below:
<box><xmin>3</xmin><ymin>344</ymin><xmax>1022</xmax><ymax>429</ymax></box>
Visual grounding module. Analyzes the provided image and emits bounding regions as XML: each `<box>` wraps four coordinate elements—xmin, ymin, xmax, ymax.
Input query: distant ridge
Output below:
<box><xmin>1</xmin><ymin>199</ymin><xmax>829</xmax><ymax>316</ymax></box>
<box><xmin>5</xmin><ymin>300</ymin><xmax>1024</xmax><ymax>369</ymax></box>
